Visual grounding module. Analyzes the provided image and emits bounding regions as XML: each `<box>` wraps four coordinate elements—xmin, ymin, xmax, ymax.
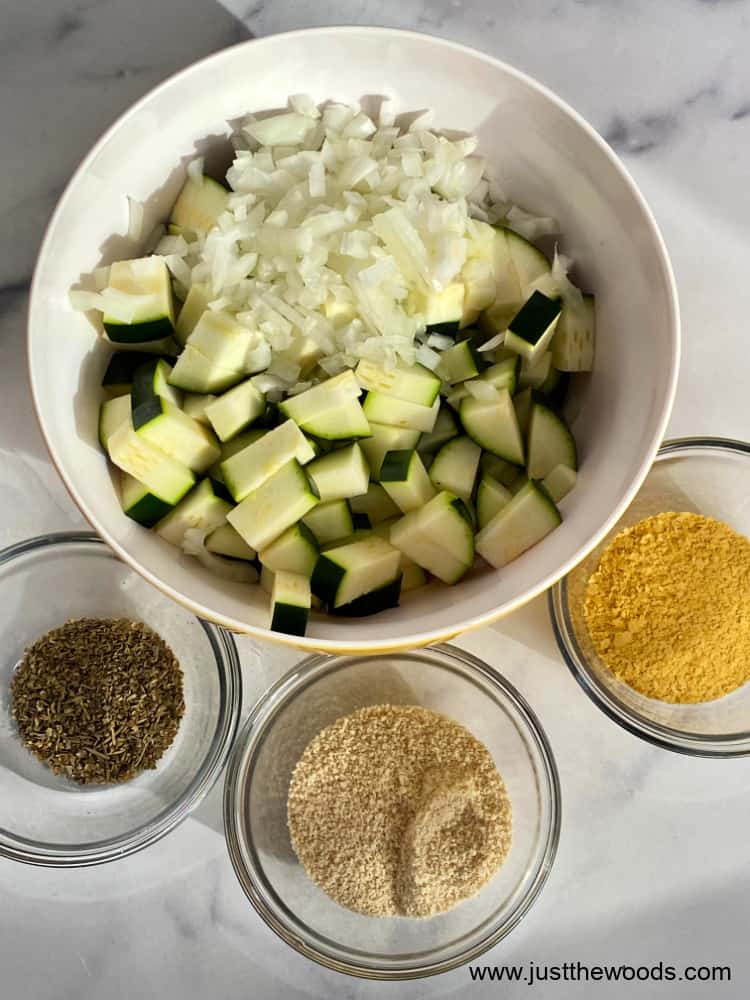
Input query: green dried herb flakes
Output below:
<box><xmin>10</xmin><ymin>618</ymin><xmax>184</xmax><ymax>785</ymax></box>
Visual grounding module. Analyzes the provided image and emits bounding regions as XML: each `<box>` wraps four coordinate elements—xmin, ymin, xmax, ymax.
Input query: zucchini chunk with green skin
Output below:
<box><xmin>460</xmin><ymin>387</ymin><xmax>525</xmax><ymax>466</ymax></box>
<box><xmin>359</xmin><ymin>424</ymin><xmax>421</xmax><ymax>480</ymax></box>
<box><xmin>270</xmin><ymin>571</ymin><xmax>311</xmax><ymax>636</ymax></box>
<box><xmin>552</xmin><ymin>294</ymin><xmax>595</xmax><ymax>372</ymax></box>
<box><xmin>429</xmin><ymin>436</ymin><xmax>481</xmax><ymax>505</ymax></box>
<box><xmin>155</xmin><ymin>478</ymin><xmax>232</xmax><ymax>547</ymax></box>
<box><xmin>513</xmin><ymin>387</ymin><xmax>533</xmax><ymax>435</ymax></box>
<box><xmin>542</xmin><ymin>463</ymin><xmax>577</xmax><ymax>503</ymax></box>
<box><xmin>302</xmin><ymin>499</ymin><xmax>355</xmax><ymax>545</ymax></box>
<box><xmin>371</xmin><ymin>519</ymin><xmax>429</xmax><ymax>592</ymax></box>
<box><xmin>107</xmin><ymin>420</ymin><xmax>195</xmax><ymax>505</ymax></box>
<box><xmin>175</xmin><ymin>284</ymin><xmax>211</xmax><ymax>345</ymax></box>
<box><xmin>170</xmin><ymin>173</ymin><xmax>229</xmax><ymax>233</ymax></box>
<box><xmin>349</xmin><ymin>483</ymin><xmax>400</xmax><ymax>523</ymax></box>
<box><xmin>462</xmin><ymin>221</ymin><xmax>501</xmax><ymax>322</ymax></box>
<box><xmin>479</xmin><ymin>227</ymin><xmax>526</xmax><ymax>331</ymax></box>
<box><xmin>479</xmin><ymin>356</ymin><xmax>520</xmax><ymax>395</ymax></box>
<box><xmin>103</xmin><ymin>258</ymin><xmax>176</xmax><ymax>344</ymax></box>
<box><xmin>418</xmin><ymin>406</ymin><xmax>459</xmax><ymax>455</ymax></box>
<box><xmin>259</xmin><ymin>522</ymin><xmax>319</xmax><ymax>577</ymax></box>
<box><xmin>380</xmin><ymin>449</ymin><xmax>436</xmax><ymax>513</ymax></box>
<box><xmin>206</xmin><ymin>523</ymin><xmax>256</xmax><ymax>561</ymax></box>
<box><xmin>480</xmin><ymin>452</ymin><xmax>522</xmax><ymax>487</ymax></box>
<box><xmin>526</xmin><ymin>401</ymin><xmax>577</xmax><ymax>479</ymax></box>
<box><xmin>278</xmin><ymin>370</ymin><xmax>361</xmax><ymax>425</ymax></box>
<box><xmin>132</xmin><ymin>396</ymin><xmax>220</xmax><ymax>473</ymax></box>
<box><xmin>227</xmin><ymin>459</ymin><xmax>319</xmax><ymax>552</ymax></box>
<box><xmin>362</xmin><ymin>392</ymin><xmax>440</xmax><ymax>433</ymax></box>
<box><xmin>184</xmin><ymin>309</ymin><xmax>256</xmax><ymax>372</ymax></box>
<box><xmin>205</xmin><ymin>379</ymin><xmax>265</xmax><ymax>443</ymax></box>
<box><xmin>508</xmin><ymin>471</ymin><xmax>529</xmax><ymax>495</ymax></box>
<box><xmin>504</xmin><ymin>291</ymin><xmax>562</xmax><ymax>362</ymax></box>
<box><xmin>390</xmin><ymin>491</ymin><xmax>474</xmax><ymax>584</ymax></box>
<box><xmin>102</xmin><ymin>351</ymin><xmax>170</xmax><ymax>395</ymax></box>
<box><xmin>519</xmin><ymin>351</ymin><xmax>552</xmax><ymax>390</ymax></box>
<box><xmin>131</xmin><ymin>358</ymin><xmax>183</xmax><ymax>417</ymax></box>
<box><xmin>306</xmin><ymin>443</ymin><xmax>370</xmax><ymax>502</ymax></box>
<box><xmin>476</xmin><ymin>480</ymin><xmax>561</xmax><ymax>568</ymax></box>
<box><xmin>437</xmin><ymin>339</ymin><xmax>484</xmax><ymax>385</ymax></box>
<box><xmin>355</xmin><ymin>359</ymin><xmax>441</xmax><ymax>407</ymax></box>
<box><xmin>311</xmin><ymin>535</ymin><xmax>401</xmax><ymax>609</ymax></box>
<box><xmin>412</xmin><ymin>282</ymin><xmax>464</xmax><ymax>335</ymax></box>
<box><xmin>99</xmin><ymin>394</ymin><xmax>131</xmax><ymax>449</ymax></box>
<box><xmin>120</xmin><ymin>472</ymin><xmax>173</xmax><ymax>528</ymax></box>
<box><xmin>167</xmin><ymin>343</ymin><xmax>245</xmax><ymax>394</ymax></box>
<box><xmin>476</xmin><ymin>474</ymin><xmax>513</xmax><ymax>530</ymax></box>
<box><xmin>504</xmin><ymin>227</ymin><xmax>551</xmax><ymax>288</ymax></box>
<box><xmin>182</xmin><ymin>393</ymin><xmax>217</xmax><ymax>426</ymax></box>
<box><xmin>221</xmin><ymin>420</ymin><xmax>315</xmax><ymax>501</ymax></box>
<box><xmin>329</xmin><ymin>574</ymin><xmax>403</xmax><ymax>617</ymax></box>
<box><xmin>209</xmin><ymin>428</ymin><xmax>265</xmax><ymax>480</ymax></box>
<box><xmin>298</xmin><ymin>396</ymin><xmax>371</xmax><ymax>440</ymax></box>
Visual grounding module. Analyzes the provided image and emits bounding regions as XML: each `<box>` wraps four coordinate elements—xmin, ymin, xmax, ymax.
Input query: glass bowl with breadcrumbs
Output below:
<box><xmin>550</xmin><ymin>437</ymin><xmax>750</xmax><ymax>756</ymax></box>
<box><xmin>0</xmin><ymin>532</ymin><xmax>242</xmax><ymax>866</ymax></box>
<box><xmin>223</xmin><ymin>645</ymin><xmax>560</xmax><ymax>980</ymax></box>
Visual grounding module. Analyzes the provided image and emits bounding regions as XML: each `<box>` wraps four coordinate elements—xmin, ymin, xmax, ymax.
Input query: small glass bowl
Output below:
<box><xmin>223</xmin><ymin>645</ymin><xmax>560</xmax><ymax>980</ymax></box>
<box><xmin>0</xmin><ymin>532</ymin><xmax>242</xmax><ymax>866</ymax></box>
<box><xmin>549</xmin><ymin>437</ymin><xmax>750</xmax><ymax>757</ymax></box>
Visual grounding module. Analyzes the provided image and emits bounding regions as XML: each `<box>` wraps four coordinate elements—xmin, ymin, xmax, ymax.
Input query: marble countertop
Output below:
<box><xmin>2</xmin><ymin>2</ymin><xmax>750</xmax><ymax>997</ymax></box>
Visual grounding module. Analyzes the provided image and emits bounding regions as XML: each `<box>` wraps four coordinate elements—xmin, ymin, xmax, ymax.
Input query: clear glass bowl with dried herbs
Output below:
<box><xmin>0</xmin><ymin>532</ymin><xmax>242</xmax><ymax>866</ymax></box>
<box><xmin>223</xmin><ymin>645</ymin><xmax>560</xmax><ymax>980</ymax></box>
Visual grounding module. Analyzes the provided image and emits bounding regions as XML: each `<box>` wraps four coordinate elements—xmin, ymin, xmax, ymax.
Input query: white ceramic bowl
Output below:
<box><xmin>28</xmin><ymin>27</ymin><xmax>679</xmax><ymax>654</ymax></box>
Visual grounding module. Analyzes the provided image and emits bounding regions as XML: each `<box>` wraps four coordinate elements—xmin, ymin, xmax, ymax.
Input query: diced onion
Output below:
<box><xmin>478</xmin><ymin>332</ymin><xmax>505</xmax><ymax>352</ymax></box>
<box><xmin>105</xmin><ymin>99</ymin><xmax>578</xmax><ymax>391</ymax></box>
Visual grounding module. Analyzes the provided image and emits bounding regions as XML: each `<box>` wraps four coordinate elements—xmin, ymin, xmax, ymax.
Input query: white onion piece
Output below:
<box><xmin>506</xmin><ymin>204</ymin><xmax>559</xmax><ymax>240</ymax></box>
<box><xmin>250</xmin><ymin>373</ymin><xmax>285</xmax><ymax>393</ymax></box>
<box><xmin>426</xmin><ymin>332</ymin><xmax>455</xmax><ymax>350</ymax></box>
<box><xmin>478</xmin><ymin>332</ymin><xmax>505</xmax><ymax>352</ymax></box>
<box><xmin>415</xmin><ymin>344</ymin><xmax>441</xmax><ymax>370</ymax></box>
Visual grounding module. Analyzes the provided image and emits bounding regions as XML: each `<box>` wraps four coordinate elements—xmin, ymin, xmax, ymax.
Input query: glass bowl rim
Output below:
<box><xmin>0</xmin><ymin>530</ymin><xmax>243</xmax><ymax>867</ymax></box>
<box><xmin>549</xmin><ymin>436</ymin><xmax>750</xmax><ymax>758</ymax></box>
<box><xmin>222</xmin><ymin>643</ymin><xmax>561</xmax><ymax>980</ymax></box>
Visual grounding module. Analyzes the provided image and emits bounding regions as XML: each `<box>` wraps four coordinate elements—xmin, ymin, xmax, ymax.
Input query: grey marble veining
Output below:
<box><xmin>2</xmin><ymin>2</ymin><xmax>750</xmax><ymax>998</ymax></box>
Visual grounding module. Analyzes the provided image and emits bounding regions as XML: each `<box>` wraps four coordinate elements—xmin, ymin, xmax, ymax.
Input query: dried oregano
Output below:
<box><xmin>10</xmin><ymin>618</ymin><xmax>184</xmax><ymax>784</ymax></box>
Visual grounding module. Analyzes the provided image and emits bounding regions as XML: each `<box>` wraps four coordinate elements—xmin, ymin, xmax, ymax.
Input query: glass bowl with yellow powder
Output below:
<box><xmin>223</xmin><ymin>645</ymin><xmax>560</xmax><ymax>979</ymax></box>
<box><xmin>550</xmin><ymin>437</ymin><xmax>750</xmax><ymax>756</ymax></box>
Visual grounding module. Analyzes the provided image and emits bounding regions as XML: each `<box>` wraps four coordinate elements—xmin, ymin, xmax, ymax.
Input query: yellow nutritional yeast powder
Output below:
<box><xmin>287</xmin><ymin>704</ymin><xmax>512</xmax><ymax>918</ymax></box>
<box><xmin>583</xmin><ymin>512</ymin><xmax>750</xmax><ymax>703</ymax></box>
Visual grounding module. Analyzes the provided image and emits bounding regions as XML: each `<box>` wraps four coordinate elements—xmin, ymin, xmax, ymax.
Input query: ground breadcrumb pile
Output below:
<box><xmin>287</xmin><ymin>704</ymin><xmax>512</xmax><ymax>918</ymax></box>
